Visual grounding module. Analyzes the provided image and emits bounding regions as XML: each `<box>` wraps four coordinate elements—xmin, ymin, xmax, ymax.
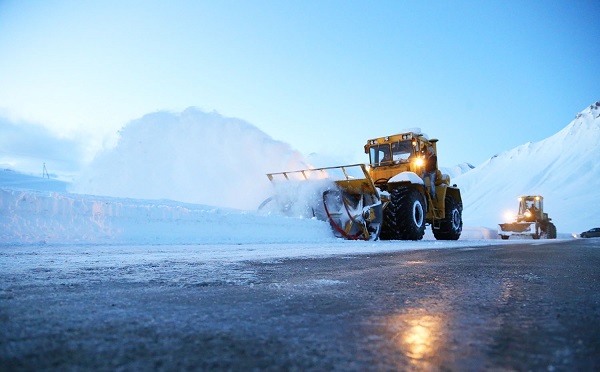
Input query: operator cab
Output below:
<box><xmin>366</xmin><ymin>132</ymin><xmax>424</xmax><ymax>167</ymax></box>
<box><xmin>518</xmin><ymin>196</ymin><xmax>543</xmax><ymax>222</ymax></box>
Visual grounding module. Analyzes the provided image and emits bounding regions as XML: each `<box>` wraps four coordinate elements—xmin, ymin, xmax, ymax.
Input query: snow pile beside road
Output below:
<box><xmin>0</xmin><ymin>187</ymin><xmax>334</xmax><ymax>245</ymax></box>
<box><xmin>1</xmin><ymin>169</ymin><xmax>499</xmax><ymax>245</ymax></box>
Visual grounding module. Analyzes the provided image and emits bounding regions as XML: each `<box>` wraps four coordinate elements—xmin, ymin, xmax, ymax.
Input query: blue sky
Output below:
<box><xmin>0</xmin><ymin>0</ymin><xmax>598</xmax><ymax>169</ymax></box>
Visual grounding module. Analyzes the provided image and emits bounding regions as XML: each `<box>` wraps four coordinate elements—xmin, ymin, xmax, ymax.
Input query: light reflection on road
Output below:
<box><xmin>382</xmin><ymin>305</ymin><xmax>448</xmax><ymax>369</ymax></box>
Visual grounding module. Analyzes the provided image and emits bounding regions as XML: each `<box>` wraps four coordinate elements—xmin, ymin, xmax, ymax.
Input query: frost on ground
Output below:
<box><xmin>1</xmin><ymin>239</ymin><xmax>555</xmax><ymax>292</ymax></box>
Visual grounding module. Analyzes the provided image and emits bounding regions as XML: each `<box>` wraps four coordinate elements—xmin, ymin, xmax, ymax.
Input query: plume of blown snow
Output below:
<box><xmin>454</xmin><ymin>101</ymin><xmax>600</xmax><ymax>234</ymax></box>
<box><xmin>70</xmin><ymin>108</ymin><xmax>309</xmax><ymax>210</ymax></box>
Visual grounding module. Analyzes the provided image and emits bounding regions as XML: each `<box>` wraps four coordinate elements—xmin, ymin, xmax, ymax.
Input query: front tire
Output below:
<box><xmin>433</xmin><ymin>196</ymin><xmax>463</xmax><ymax>240</ymax></box>
<box><xmin>380</xmin><ymin>186</ymin><xmax>426</xmax><ymax>240</ymax></box>
<box><xmin>532</xmin><ymin>223</ymin><xmax>542</xmax><ymax>239</ymax></box>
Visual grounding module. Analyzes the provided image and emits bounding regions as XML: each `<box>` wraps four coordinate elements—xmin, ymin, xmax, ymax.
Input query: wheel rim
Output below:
<box><xmin>412</xmin><ymin>200</ymin><xmax>424</xmax><ymax>228</ymax></box>
<box><xmin>451</xmin><ymin>208</ymin><xmax>461</xmax><ymax>230</ymax></box>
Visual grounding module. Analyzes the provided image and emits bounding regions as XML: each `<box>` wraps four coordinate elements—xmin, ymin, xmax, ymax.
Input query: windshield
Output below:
<box><xmin>392</xmin><ymin>141</ymin><xmax>414</xmax><ymax>162</ymax></box>
<box><xmin>369</xmin><ymin>141</ymin><xmax>415</xmax><ymax>166</ymax></box>
<box><xmin>519</xmin><ymin>197</ymin><xmax>541</xmax><ymax>215</ymax></box>
<box><xmin>369</xmin><ymin>144</ymin><xmax>391</xmax><ymax>166</ymax></box>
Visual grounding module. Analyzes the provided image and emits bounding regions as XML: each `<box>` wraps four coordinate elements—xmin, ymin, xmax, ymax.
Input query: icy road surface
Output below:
<box><xmin>1</xmin><ymin>239</ymin><xmax>599</xmax><ymax>371</ymax></box>
<box><xmin>1</xmin><ymin>238</ymin><xmax>528</xmax><ymax>283</ymax></box>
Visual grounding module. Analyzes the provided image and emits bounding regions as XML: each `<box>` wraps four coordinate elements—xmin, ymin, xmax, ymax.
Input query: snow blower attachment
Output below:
<box><xmin>262</xmin><ymin>131</ymin><xmax>463</xmax><ymax>241</ymax></box>
<box><xmin>498</xmin><ymin>195</ymin><xmax>557</xmax><ymax>239</ymax></box>
<box><xmin>263</xmin><ymin>164</ymin><xmax>383</xmax><ymax>240</ymax></box>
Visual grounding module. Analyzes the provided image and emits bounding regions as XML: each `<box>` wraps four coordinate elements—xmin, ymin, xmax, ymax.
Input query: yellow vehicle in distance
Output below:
<box><xmin>498</xmin><ymin>195</ymin><xmax>557</xmax><ymax>239</ymax></box>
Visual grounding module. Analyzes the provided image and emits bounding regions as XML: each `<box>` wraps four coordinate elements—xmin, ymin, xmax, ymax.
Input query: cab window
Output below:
<box><xmin>392</xmin><ymin>141</ymin><xmax>414</xmax><ymax>162</ymax></box>
<box><xmin>369</xmin><ymin>145</ymin><xmax>391</xmax><ymax>166</ymax></box>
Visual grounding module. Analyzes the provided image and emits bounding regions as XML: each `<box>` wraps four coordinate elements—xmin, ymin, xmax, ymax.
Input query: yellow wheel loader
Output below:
<box><xmin>498</xmin><ymin>196</ymin><xmax>557</xmax><ymax>240</ymax></box>
<box><xmin>262</xmin><ymin>131</ymin><xmax>463</xmax><ymax>241</ymax></box>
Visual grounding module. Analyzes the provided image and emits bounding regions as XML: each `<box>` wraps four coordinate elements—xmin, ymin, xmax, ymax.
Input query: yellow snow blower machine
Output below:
<box><xmin>498</xmin><ymin>195</ymin><xmax>557</xmax><ymax>240</ymax></box>
<box><xmin>262</xmin><ymin>131</ymin><xmax>463</xmax><ymax>241</ymax></box>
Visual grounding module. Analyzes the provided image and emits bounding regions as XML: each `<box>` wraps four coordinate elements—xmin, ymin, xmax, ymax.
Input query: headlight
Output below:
<box><xmin>415</xmin><ymin>158</ymin><xmax>424</xmax><ymax>167</ymax></box>
<box><xmin>524</xmin><ymin>210</ymin><xmax>532</xmax><ymax>218</ymax></box>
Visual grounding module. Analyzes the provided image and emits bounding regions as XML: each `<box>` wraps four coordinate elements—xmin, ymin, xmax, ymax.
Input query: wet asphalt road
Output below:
<box><xmin>1</xmin><ymin>239</ymin><xmax>600</xmax><ymax>371</ymax></box>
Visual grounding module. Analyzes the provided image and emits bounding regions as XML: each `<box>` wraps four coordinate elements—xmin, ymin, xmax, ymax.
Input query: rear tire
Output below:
<box><xmin>380</xmin><ymin>186</ymin><xmax>425</xmax><ymax>240</ymax></box>
<box><xmin>433</xmin><ymin>196</ymin><xmax>463</xmax><ymax>240</ymax></box>
<box><xmin>547</xmin><ymin>222</ymin><xmax>557</xmax><ymax>239</ymax></box>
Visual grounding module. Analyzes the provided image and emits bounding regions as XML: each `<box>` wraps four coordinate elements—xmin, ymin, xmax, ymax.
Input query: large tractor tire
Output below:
<box><xmin>433</xmin><ymin>196</ymin><xmax>463</xmax><ymax>240</ymax></box>
<box><xmin>380</xmin><ymin>186</ymin><xmax>426</xmax><ymax>241</ymax></box>
<box><xmin>547</xmin><ymin>222</ymin><xmax>557</xmax><ymax>239</ymax></box>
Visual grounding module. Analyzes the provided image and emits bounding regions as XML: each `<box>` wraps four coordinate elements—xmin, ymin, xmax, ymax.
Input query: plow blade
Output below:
<box><xmin>263</xmin><ymin>164</ymin><xmax>383</xmax><ymax>240</ymax></box>
<box><xmin>498</xmin><ymin>222</ymin><xmax>536</xmax><ymax>239</ymax></box>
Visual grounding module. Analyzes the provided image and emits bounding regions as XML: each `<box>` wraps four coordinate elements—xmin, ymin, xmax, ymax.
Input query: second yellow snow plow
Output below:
<box><xmin>261</xmin><ymin>131</ymin><xmax>463</xmax><ymax>241</ymax></box>
<box><xmin>498</xmin><ymin>195</ymin><xmax>557</xmax><ymax>239</ymax></box>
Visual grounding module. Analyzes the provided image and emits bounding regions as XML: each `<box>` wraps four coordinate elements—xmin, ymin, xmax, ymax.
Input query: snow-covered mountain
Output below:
<box><xmin>455</xmin><ymin>101</ymin><xmax>600</xmax><ymax>233</ymax></box>
<box><xmin>440</xmin><ymin>163</ymin><xmax>475</xmax><ymax>179</ymax></box>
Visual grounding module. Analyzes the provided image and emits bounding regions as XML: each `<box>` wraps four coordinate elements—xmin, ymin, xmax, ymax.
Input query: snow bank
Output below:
<box><xmin>70</xmin><ymin>108</ymin><xmax>309</xmax><ymax>210</ymax></box>
<box><xmin>0</xmin><ymin>188</ymin><xmax>334</xmax><ymax>245</ymax></box>
<box><xmin>0</xmin><ymin>181</ymin><xmax>502</xmax><ymax>246</ymax></box>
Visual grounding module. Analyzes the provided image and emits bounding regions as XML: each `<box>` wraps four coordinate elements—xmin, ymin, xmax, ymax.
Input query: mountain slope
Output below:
<box><xmin>440</xmin><ymin>162</ymin><xmax>475</xmax><ymax>179</ymax></box>
<box><xmin>455</xmin><ymin>101</ymin><xmax>600</xmax><ymax>234</ymax></box>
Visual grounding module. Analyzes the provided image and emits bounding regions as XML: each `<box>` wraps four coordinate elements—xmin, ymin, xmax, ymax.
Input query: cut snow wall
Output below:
<box><xmin>0</xmin><ymin>189</ymin><xmax>333</xmax><ymax>245</ymax></box>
